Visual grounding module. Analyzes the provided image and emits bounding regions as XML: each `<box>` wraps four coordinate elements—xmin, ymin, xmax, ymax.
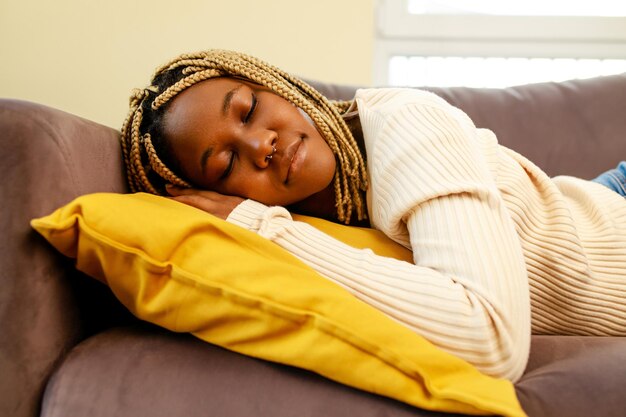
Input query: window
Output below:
<box><xmin>375</xmin><ymin>0</ymin><xmax>626</xmax><ymax>87</ymax></box>
<box><xmin>407</xmin><ymin>0</ymin><xmax>626</xmax><ymax>17</ymax></box>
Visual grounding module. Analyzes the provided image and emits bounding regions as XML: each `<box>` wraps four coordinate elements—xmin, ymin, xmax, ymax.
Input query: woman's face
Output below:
<box><xmin>163</xmin><ymin>77</ymin><xmax>336</xmax><ymax>206</ymax></box>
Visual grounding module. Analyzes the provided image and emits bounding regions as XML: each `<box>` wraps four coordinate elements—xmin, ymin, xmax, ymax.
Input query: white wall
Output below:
<box><xmin>0</xmin><ymin>0</ymin><xmax>374</xmax><ymax>128</ymax></box>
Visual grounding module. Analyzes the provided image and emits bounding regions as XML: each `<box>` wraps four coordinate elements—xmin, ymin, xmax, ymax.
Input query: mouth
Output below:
<box><xmin>283</xmin><ymin>138</ymin><xmax>304</xmax><ymax>184</ymax></box>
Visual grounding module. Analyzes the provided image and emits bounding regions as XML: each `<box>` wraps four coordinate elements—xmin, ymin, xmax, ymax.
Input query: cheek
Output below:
<box><xmin>223</xmin><ymin>176</ymin><xmax>259</xmax><ymax>199</ymax></box>
<box><xmin>317</xmin><ymin>138</ymin><xmax>337</xmax><ymax>176</ymax></box>
<box><xmin>225</xmin><ymin>174</ymin><xmax>280</xmax><ymax>204</ymax></box>
<box><xmin>170</xmin><ymin>146</ymin><xmax>199</xmax><ymax>184</ymax></box>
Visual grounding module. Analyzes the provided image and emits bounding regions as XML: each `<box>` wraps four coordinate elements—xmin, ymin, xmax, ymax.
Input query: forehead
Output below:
<box><xmin>163</xmin><ymin>77</ymin><xmax>242</xmax><ymax>138</ymax></box>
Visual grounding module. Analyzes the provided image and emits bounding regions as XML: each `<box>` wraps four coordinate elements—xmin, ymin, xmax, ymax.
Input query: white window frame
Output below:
<box><xmin>374</xmin><ymin>0</ymin><xmax>626</xmax><ymax>85</ymax></box>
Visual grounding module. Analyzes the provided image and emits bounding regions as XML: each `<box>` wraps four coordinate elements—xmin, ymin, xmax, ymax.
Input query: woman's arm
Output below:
<box><xmin>228</xmin><ymin>194</ymin><xmax>530</xmax><ymax>382</ymax></box>
<box><xmin>357</xmin><ymin>88</ymin><xmax>531</xmax><ymax>381</ymax></box>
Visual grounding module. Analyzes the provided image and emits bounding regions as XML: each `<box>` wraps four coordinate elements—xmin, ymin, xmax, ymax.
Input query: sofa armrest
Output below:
<box><xmin>0</xmin><ymin>99</ymin><xmax>131</xmax><ymax>417</ymax></box>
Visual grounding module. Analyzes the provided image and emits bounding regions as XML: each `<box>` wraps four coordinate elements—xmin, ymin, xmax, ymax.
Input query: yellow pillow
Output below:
<box><xmin>31</xmin><ymin>192</ymin><xmax>526</xmax><ymax>417</ymax></box>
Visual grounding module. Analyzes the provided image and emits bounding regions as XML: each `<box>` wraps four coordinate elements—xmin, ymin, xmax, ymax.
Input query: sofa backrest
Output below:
<box><xmin>309</xmin><ymin>73</ymin><xmax>626</xmax><ymax>179</ymax></box>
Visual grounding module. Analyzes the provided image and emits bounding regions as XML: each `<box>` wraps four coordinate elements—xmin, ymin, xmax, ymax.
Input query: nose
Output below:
<box><xmin>241</xmin><ymin>128</ymin><xmax>277</xmax><ymax>168</ymax></box>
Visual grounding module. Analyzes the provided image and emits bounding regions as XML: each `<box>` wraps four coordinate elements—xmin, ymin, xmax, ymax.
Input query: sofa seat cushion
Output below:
<box><xmin>42</xmin><ymin>326</ymin><xmax>460</xmax><ymax>417</ymax></box>
<box><xmin>42</xmin><ymin>327</ymin><xmax>626</xmax><ymax>417</ymax></box>
<box><xmin>517</xmin><ymin>335</ymin><xmax>626</xmax><ymax>417</ymax></box>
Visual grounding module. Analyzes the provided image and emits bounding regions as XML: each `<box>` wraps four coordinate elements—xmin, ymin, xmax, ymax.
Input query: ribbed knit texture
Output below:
<box><xmin>228</xmin><ymin>88</ymin><xmax>626</xmax><ymax>382</ymax></box>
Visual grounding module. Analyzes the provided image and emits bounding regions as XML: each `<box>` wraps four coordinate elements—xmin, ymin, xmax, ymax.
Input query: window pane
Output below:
<box><xmin>408</xmin><ymin>0</ymin><xmax>626</xmax><ymax>17</ymax></box>
<box><xmin>388</xmin><ymin>56</ymin><xmax>626</xmax><ymax>87</ymax></box>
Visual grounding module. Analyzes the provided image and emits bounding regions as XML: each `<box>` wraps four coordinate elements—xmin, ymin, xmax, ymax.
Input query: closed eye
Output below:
<box><xmin>243</xmin><ymin>92</ymin><xmax>257</xmax><ymax>123</ymax></box>
<box><xmin>220</xmin><ymin>152</ymin><xmax>236</xmax><ymax>180</ymax></box>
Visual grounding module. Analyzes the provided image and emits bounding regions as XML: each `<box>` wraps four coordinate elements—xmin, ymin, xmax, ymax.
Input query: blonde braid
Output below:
<box><xmin>120</xmin><ymin>49</ymin><xmax>368</xmax><ymax>223</ymax></box>
<box><xmin>142</xmin><ymin>134</ymin><xmax>192</xmax><ymax>188</ymax></box>
<box><xmin>152</xmin><ymin>69</ymin><xmax>222</xmax><ymax>110</ymax></box>
<box><xmin>331</xmin><ymin>99</ymin><xmax>353</xmax><ymax>114</ymax></box>
<box><xmin>120</xmin><ymin>88</ymin><xmax>146</xmax><ymax>192</ymax></box>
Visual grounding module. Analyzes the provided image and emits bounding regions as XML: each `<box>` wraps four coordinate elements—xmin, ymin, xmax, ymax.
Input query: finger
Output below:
<box><xmin>164</xmin><ymin>184</ymin><xmax>184</xmax><ymax>195</ymax></box>
<box><xmin>169</xmin><ymin>194</ymin><xmax>214</xmax><ymax>211</ymax></box>
<box><xmin>165</xmin><ymin>184</ymin><xmax>205</xmax><ymax>196</ymax></box>
<box><xmin>166</xmin><ymin>185</ymin><xmax>236</xmax><ymax>203</ymax></box>
<box><xmin>169</xmin><ymin>195</ymin><xmax>236</xmax><ymax>220</ymax></box>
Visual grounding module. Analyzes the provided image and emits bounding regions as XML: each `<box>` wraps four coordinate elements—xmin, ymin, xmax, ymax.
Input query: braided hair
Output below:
<box><xmin>120</xmin><ymin>49</ymin><xmax>368</xmax><ymax>223</ymax></box>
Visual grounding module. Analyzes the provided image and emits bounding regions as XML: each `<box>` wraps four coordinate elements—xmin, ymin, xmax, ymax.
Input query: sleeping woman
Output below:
<box><xmin>120</xmin><ymin>49</ymin><xmax>626</xmax><ymax>382</ymax></box>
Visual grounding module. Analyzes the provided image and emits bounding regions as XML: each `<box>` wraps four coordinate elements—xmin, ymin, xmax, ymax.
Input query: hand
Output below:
<box><xmin>165</xmin><ymin>185</ymin><xmax>245</xmax><ymax>220</ymax></box>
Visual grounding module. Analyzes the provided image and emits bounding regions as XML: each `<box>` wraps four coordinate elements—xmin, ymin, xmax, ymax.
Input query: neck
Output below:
<box><xmin>288</xmin><ymin>182</ymin><xmax>371</xmax><ymax>227</ymax></box>
<box><xmin>289</xmin><ymin>111</ymin><xmax>369</xmax><ymax>225</ymax></box>
<box><xmin>288</xmin><ymin>183</ymin><xmax>337</xmax><ymax>222</ymax></box>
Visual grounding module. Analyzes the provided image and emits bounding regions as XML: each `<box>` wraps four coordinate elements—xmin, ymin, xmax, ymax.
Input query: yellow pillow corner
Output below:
<box><xmin>31</xmin><ymin>203</ymin><xmax>82</xmax><ymax>259</ymax></box>
<box><xmin>31</xmin><ymin>192</ymin><xmax>526</xmax><ymax>417</ymax></box>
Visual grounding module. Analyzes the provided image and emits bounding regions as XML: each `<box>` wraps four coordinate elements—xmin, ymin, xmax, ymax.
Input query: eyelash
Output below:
<box><xmin>220</xmin><ymin>152</ymin><xmax>235</xmax><ymax>180</ymax></box>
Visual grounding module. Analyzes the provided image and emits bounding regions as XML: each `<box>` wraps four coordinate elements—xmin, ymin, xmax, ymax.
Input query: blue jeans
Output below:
<box><xmin>592</xmin><ymin>161</ymin><xmax>626</xmax><ymax>197</ymax></box>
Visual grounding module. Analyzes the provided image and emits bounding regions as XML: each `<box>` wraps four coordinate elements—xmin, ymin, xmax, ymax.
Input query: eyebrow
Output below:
<box><xmin>222</xmin><ymin>84</ymin><xmax>242</xmax><ymax>117</ymax></box>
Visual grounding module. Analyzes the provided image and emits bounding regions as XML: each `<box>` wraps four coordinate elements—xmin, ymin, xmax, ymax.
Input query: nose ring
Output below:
<box><xmin>266</xmin><ymin>146</ymin><xmax>277</xmax><ymax>161</ymax></box>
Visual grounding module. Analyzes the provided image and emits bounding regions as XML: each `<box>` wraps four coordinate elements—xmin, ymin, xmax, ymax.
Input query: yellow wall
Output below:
<box><xmin>0</xmin><ymin>0</ymin><xmax>374</xmax><ymax>128</ymax></box>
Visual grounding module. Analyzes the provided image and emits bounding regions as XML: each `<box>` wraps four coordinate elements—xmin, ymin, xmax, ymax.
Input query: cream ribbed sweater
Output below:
<box><xmin>228</xmin><ymin>88</ymin><xmax>626</xmax><ymax>382</ymax></box>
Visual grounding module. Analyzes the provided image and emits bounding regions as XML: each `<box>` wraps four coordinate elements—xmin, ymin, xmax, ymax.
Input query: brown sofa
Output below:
<box><xmin>2</xmin><ymin>74</ymin><xmax>626</xmax><ymax>417</ymax></box>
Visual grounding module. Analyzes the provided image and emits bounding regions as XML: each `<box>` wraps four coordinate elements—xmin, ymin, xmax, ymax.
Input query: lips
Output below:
<box><xmin>282</xmin><ymin>139</ymin><xmax>303</xmax><ymax>184</ymax></box>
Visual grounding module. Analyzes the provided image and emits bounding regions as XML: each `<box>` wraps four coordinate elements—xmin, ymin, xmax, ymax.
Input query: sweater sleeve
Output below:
<box><xmin>226</xmin><ymin>89</ymin><xmax>531</xmax><ymax>381</ymax></box>
<box><xmin>358</xmin><ymin>88</ymin><xmax>531</xmax><ymax>381</ymax></box>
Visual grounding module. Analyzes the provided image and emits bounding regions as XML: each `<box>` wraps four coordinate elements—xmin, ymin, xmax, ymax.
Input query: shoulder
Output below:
<box><xmin>354</xmin><ymin>87</ymin><xmax>475</xmax><ymax>139</ymax></box>
<box><xmin>354</xmin><ymin>88</ymin><xmax>452</xmax><ymax>115</ymax></box>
